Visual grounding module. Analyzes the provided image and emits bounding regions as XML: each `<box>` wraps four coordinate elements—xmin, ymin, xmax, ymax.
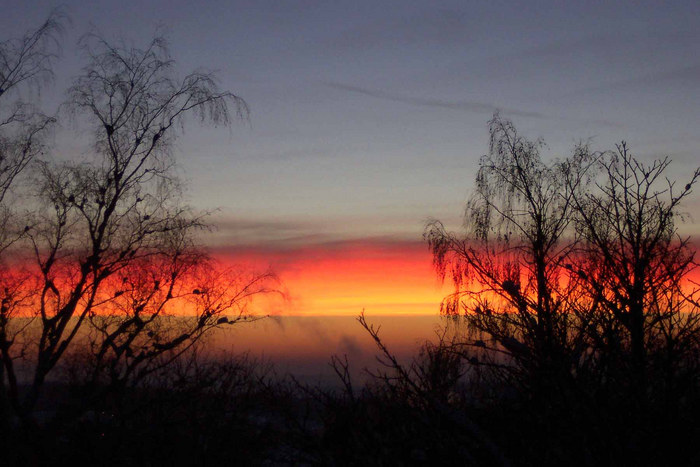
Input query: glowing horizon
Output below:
<box><xmin>212</xmin><ymin>238</ymin><xmax>447</xmax><ymax>316</ymax></box>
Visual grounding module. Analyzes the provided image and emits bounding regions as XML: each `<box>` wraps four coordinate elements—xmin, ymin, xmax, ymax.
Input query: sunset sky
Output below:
<box><xmin>4</xmin><ymin>0</ymin><xmax>700</xmax><ymax>317</ymax></box>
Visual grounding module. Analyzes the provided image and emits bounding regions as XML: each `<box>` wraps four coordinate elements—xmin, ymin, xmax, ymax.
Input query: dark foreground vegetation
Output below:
<box><xmin>3</xmin><ymin>309</ymin><xmax>700</xmax><ymax>466</ymax></box>
<box><xmin>2</xmin><ymin>11</ymin><xmax>700</xmax><ymax>467</ymax></box>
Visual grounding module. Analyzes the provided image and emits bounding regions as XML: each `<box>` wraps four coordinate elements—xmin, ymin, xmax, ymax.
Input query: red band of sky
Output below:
<box><xmin>211</xmin><ymin>238</ymin><xmax>447</xmax><ymax>316</ymax></box>
<box><xmin>210</xmin><ymin>236</ymin><xmax>700</xmax><ymax>317</ymax></box>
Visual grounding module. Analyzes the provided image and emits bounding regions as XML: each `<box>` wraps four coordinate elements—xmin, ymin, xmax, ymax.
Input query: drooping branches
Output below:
<box><xmin>425</xmin><ymin>114</ymin><xmax>700</xmax><ymax>400</ymax></box>
<box><xmin>0</xmin><ymin>10</ymin><xmax>66</xmax><ymax>252</ymax></box>
<box><xmin>0</xmin><ymin>23</ymin><xmax>275</xmax><ymax>425</ymax></box>
<box><xmin>425</xmin><ymin>115</ymin><xmax>594</xmax><ymax>373</ymax></box>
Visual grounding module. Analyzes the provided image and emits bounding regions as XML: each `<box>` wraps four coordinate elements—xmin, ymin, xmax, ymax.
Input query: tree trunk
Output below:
<box><xmin>629</xmin><ymin>302</ymin><xmax>647</xmax><ymax>404</ymax></box>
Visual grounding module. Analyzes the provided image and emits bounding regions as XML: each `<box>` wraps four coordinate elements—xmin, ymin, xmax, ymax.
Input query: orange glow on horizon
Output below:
<box><xmin>212</xmin><ymin>239</ymin><xmax>700</xmax><ymax>317</ymax></box>
<box><xmin>4</xmin><ymin>240</ymin><xmax>699</xmax><ymax>319</ymax></box>
<box><xmin>212</xmin><ymin>240</ymin><xmax>447</xmax><ymax>316</ymax></box>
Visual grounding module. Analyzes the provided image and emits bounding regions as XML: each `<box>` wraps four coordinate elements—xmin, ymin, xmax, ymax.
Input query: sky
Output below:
<box><xmin>3</xmin><ymin>0</ymin><xmax>700</xmax><ymax>316</ymax></box>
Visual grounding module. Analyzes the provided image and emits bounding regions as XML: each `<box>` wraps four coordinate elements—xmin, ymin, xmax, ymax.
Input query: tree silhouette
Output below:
<box><xmin>424</xmin><ymin>115</ymin><xmax>595</xmax><ymax>391</ymax></box>
<box><xmin>0</xmin><ymin>18</ymin><xmax>274</xmax><ymax>429</ymax></box>
<box><xmin>0</xmin><ymin>9</ymin><xmax>66</xmax><ymax>433</ymax></box>
<box><xmin>423</xmin><ymin>114</ymin><xmax>700</xmax><ymax>464</ymax></box>
<box><xmin>0</xmin><ymin>10</ymin><xmax>65</xmax><ymax>250</ymax></box>
<box><xmin>570</xmin><ymin>142</ymin><xmax>700</xmax><ymax>401</ymax></box>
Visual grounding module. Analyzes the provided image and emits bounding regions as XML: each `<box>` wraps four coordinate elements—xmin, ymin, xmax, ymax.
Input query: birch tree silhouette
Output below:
<box><xmin>0</xmin><ymin>19</ymin><xmax>274</xmax><ymax>428</ymax></box>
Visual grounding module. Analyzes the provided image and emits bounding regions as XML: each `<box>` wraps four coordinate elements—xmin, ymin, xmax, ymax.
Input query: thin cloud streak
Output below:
<box><xmin>206</xmin><ymin>213</ymin><xmax>426</xmax><ymax>251</ymax></box>
<box><xmin>210</xmin><ymin>237</ymin><xmax>429</xmax><ymax>263</ymax></box>
<box><xmin>326</xmin><ymin>82</ymin><xmax>546</xmax><ymax>119</ymax></box>
<box><xmin>327</xmin><ymin>82</ymin><xmax>624</xmax><ymax>128</ymax></box>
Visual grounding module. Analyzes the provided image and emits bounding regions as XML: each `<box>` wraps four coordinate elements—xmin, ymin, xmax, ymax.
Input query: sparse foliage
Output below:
<box><xmin>0</xmin><ymin>10</ymin><xmax>65</xmax><ymax>252</ymax></box>
<box><xmin>425</xmin><ymin>115</ymin><xmax>595</xmax><ymax>391</ymax></box>
<box><xmin>571</xmin><ymin>142</ymin><xmax>700</xmax><ymax>399</ymax></box>
<box><xmin>0</xmin><ymin>16</ymin><xmax>274</xmax><ymax>431</ymax></box>
<box><xmin>420</xmin><ymin>114</ymin><xmax>700</xmax><ymax>465</ymax></box>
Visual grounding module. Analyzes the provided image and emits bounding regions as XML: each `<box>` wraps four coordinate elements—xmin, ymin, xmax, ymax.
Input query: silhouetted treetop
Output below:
<box><xmin>0</xmin><ymin>15</ymin><xmax>274</xmax><ymax>431</ymax></box>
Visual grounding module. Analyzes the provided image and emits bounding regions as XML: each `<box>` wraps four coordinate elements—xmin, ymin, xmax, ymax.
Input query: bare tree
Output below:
<box><xmin>422</xmin><ymin>116</ymin><xmax>700</xmax><ymax>464</ymax></box>
<box><xmin>349</xmin><ymin>312</ymin><xmax>510</xmax><ymax>466</ymax></box>
<box><xmin>0</xmin><ymin>10</ymin><xmax>67</xmax><ymax>431</ymax></box>
<box><xmin>66</xmin><ymin>237</ymin><xmax>275</xmax><ymax>405</ymax></box>
<box><xmin>570</xmin><ymin>143</ymin><xmax>700</xmax><ymax>397</ymax></box>
<box><xmin>425</xmin><ymin>114</ymin><xmax>700</xmax><ymax>379</ymax></box>
<box><xmin>424</xmin><ymin>115</ymin><xmax>594</xmax><ymax>387</ymax></box>
<box><xmin>0</xmin><ymin>29</ymin><xmax>272</xmax><ymax>426</ymax></box>
<box><xmin>0</xmin><ymin>10</ymin><xmax>65</xmax><ymax>249</ymax></box>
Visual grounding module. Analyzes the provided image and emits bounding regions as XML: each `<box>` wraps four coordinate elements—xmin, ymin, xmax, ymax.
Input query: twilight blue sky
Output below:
<box><xmin>4</xmin><ymin>0</ymin><xmax>700</xmax><ymax>247</ymax></box>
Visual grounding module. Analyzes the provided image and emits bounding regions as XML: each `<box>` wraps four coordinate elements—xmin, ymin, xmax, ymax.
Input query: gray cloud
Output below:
<box><xmin>326</xmin><ymin>82</ymin><xmax>546</xmax><ymax>119</ymax></box>
<box><xmin>213</xmin><ymin>217</ymin><xmax>317</xmax><ymax>237</ymax></box>
<box><xmin>207</xmin><ymin>212</ymin><xmax>426</xmax><ymax>251</ymax></box>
